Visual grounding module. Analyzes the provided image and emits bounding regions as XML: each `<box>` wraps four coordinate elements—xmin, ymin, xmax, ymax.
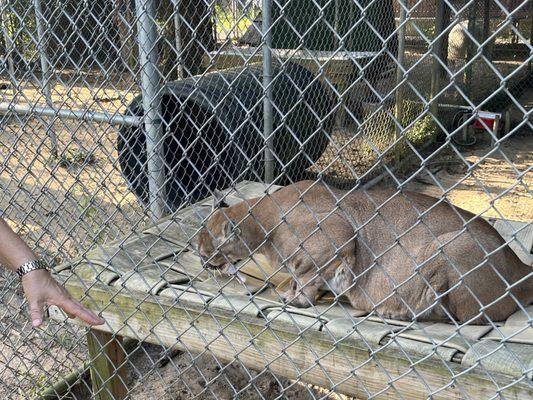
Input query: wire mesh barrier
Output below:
<box><xmin>0</xmin><ymin>0</ymin><xmax>531</xmax><ymax>398</ymax></box>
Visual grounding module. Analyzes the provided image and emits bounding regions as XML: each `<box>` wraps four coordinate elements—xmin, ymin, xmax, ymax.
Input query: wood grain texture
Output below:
<box><xmin>86</xmin><ymin>330</ymin><xmax>128</xmax><ymax>400</ymax></box>
<box><xmin>51</xmin><ymin>277</ymin><xmax>532</xmax><ymax>400</ymax></box>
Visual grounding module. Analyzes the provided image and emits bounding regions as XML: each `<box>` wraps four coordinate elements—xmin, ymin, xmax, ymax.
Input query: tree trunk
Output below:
<box><xmin>114</xmin><ymin>0</ymin><xmax>138</xmax><ymax>71</ymax></box>
<box><xmin>42</xmin><ymin>0</ymin><xmax>120</xmax><ymax>70</ymax></box>
<box><xmin>160</xmin><ymin>0</ymin><xmax>216</xmax><ymax>79</ymax></box>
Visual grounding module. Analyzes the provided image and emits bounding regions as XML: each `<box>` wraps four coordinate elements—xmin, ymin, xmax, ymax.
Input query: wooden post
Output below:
<box><xmin>429</xmin><ymin>0</ymin><xmax>450</xmax><ymax>123</ymax></box>
<box><xmin>465</xmin><ymin>0</ymin><xmax>478</xmax><ymax>99</ymax></box>
<box><xmin>482</xmin><ymin>0</ymin><xmax>490</xmax><ymax>42</ymax></box>
<box><xmin>86</xmin><ymin>330</ymin><xmax>128</xmax><ymax>400</ymax></box>
<box><xmin>491</xmin><ymin>114</ymin><xmax>500</xmax><ymax>146</ymax></box>
<box><xmin>504</xmin><ymin>110</ymin><xmax>511</xmax><ymax>136</ymax></box>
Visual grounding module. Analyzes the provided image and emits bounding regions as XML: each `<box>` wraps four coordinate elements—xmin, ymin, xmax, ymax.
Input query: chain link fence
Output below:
<box><xmin>0</xmin><ymin>0</ymin><xmax>531</xmax><ymax>398</ymax></box>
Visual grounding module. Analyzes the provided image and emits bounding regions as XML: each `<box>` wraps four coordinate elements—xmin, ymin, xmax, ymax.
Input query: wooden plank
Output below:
<box><xmin>54</xmin><ymin>278</ymin><xmax>532</xmax><ymax>400</ymax></box>
<box><xmin>462</xmin><ymin>341</ymin><xmax>533</xmax><ymax>380</ymax></box>
<box><xmin>493</xmin><ymin>220</ymin><xmax>533</xmax><ymax>252</ymax></box>
<box><xmin>86</xmin><ymin>330</ymin><xmax>128</xmax><ymax>400</ymax></box>
<box><xmin>492</xmin><ymin>220</ymin><xmax>533</xmax><ymax>265</ymax></box>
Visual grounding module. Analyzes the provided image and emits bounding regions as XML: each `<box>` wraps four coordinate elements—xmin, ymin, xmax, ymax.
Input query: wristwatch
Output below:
<box><xmin>16</xmin><ymin>259</ymin><xmax>50</xmax><ymax>278</ymax></box>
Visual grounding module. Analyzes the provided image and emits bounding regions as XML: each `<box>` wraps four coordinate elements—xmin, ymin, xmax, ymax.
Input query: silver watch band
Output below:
<box><xmin>16</xmin><ymin>259</ymin><xmax>50</xmax><ymax>278</ymax></box>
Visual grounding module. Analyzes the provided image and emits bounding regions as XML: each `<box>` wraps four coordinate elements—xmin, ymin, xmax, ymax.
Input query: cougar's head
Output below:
<box><xmin>197</xmin><ymin>192</ymin><xmax>248</xmax><ymax>270</ymax></box>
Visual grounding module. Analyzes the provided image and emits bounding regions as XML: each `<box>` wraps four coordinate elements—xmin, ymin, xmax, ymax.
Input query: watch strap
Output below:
<box><xmin>16</xmin><ymin>259</ymin><xmax>50</xmax><ymax>278</ymax></box>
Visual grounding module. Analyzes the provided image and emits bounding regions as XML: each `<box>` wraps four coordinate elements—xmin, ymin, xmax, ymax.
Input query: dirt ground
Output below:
<box><xmin>404</xmin><ymin>131</ymin><xmax>532</xmax><ymax>222</ymax></box>
<box><xmin>0</xmin><ymin>79</ymin><xmax>143</xmax><ymax>261</ymax></box>
<box><xmin>123</xmin><ymin>345</ymin><xmax>348</xmax><ymax>400</ymax></box>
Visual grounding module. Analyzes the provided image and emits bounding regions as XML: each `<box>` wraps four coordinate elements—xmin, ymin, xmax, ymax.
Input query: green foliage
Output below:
<box><xmin>3</xmin><ymin>4</ymin><xmax>38</xmax><ymax>63</ymax></box>
<box><xmin>404</xmin><ymin>115</ymin><xmax>436</xmax><ymax>147</ymax></box>
<box><xmin>24</xmin><ymin>374</ymin><xmax>47</xmax><ymax>399</ymax></box>
<box><xmin>360</xmin><ymin>99</ymin><xmax>436</xmax><ymax>169</ymax></box>
<box><xmin>56</xmin><ymin>148</ymin><xmax>96</xmax><ymax>169</ymax></box>
<box><xmin>214</xmin><ymin>3</ymin><xmax>258</xmax><ymax>41</ymax></box>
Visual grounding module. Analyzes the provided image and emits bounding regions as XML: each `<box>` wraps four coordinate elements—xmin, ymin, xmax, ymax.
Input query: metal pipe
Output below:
<box><xmin>171</xmin><ymin>0</ymin><xmax>184</xmax><ymax>78</ymax></box>
<box><xmin>395</xmin><ymin>0</ymin><xmax>407</xmax><ymax>137</ymax></box>
<box><xmin>491</xmin><ymin>114</ymin><xmax>500</xmax><ymax>147</ymax></box>
<box><xmin>262</xmin><ymin>0</ymin><xmax>274</xmax><ymax>183</ymax></box>
<box><xmin>0</xmin><ymin>102</ymin><xmax>141</xmax><ymax>125</ymax></box>
<box><xmin>232</xmin><ymin>0</ymin><xmax>238</xmax><ymax>39</ymax></box>
<box><xmin>394</xmin><ymin>0</ymin><xmax>408</xmax><ymax>167</ymax></box>
<box><xmin>135</xmin><ymin>0</ymin><xmax>167</xmax><ymax>220</ymax></box>
<box><xmin>33</xmin><ymin>0</ymin><xmax>58</xmax><ymax>157</ymax></box>
<box><xmin>437</xmin><ymin>103</ymin><xmax>473</xmax><ymax>110</ymax></box>
<box><xmin>334</xmin><ymin>0</ymin><xmax>340</xmax><ymax>34</ymax></box>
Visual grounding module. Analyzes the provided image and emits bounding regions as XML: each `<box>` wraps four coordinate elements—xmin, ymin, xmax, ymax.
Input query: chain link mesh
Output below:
<box><xmin>0</xmin><ymin>0</ymin><xmax>531</xmax><ymax>398</ymax></box>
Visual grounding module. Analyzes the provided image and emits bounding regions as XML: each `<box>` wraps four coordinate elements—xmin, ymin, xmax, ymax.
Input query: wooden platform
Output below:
<box><xmin>50</xmin><ymin>181</ymin><xmax>533</xmax><ymax>399</ymax></box>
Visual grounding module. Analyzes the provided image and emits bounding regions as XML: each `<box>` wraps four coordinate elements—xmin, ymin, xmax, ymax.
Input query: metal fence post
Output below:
<box><xmin>395</xmin><ymin>0</ymin><xmax>407</xmax><ymax>136</ymax></box>
<box><xmin>171</xmin><ymin>0</ymin><xmax>184</xmax><ymax>79</ymax></box>
<box><xmin>394</xmin><ymin>0</ymin><xmax>408</xmax><ymax>167</ymax></box>
<box><xmin>262</xmin><ymin>0</ymin><xmax>274</xmax><ymax>183</ymax></box>
<box><xmin>135</xmin><ymin>0</ymin><xmax>167</xmax><ymax>220</ymax></box>
<box><xmin>530</xmin><ymin>0</ymin><xmax>533</xmax><ymax>72</ymax></box>
<box><xmin>33</xmin><ymin>0</ymin><xmax>58</xmax><ymax>158</ymax></box>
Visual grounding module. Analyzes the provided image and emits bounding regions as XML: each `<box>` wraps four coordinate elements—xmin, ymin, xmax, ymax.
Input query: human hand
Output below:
<box><xmin>21</xmin><ymin>269</ymin><xmax>105</xmax><ymax>327</ymax></box>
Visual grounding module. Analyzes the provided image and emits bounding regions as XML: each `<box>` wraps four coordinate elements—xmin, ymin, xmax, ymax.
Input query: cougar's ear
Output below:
<box><xmin>222</xmin><ymin>219</ymin><xmax>231</xmax><ymax>238</ymax></box>
<box><xmin>212</xmin><ymin>189</ymin><xmax>229</xmax><ymax>211</ymax></box>
<box><xmin>196</xmin><ymin>205</ymin><xmax>212</xmax><ymax>221</ymax></box>
<box><xmin>221</xmin><ymin>219</ymin><xmax>241</xmax><ymax>240</ymax></box>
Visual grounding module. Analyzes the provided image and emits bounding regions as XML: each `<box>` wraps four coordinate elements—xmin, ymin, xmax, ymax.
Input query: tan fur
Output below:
<box><xmin>198</xmin><ymin>181</ymin><xmax>532</xmax><ymax>323</ymax></box>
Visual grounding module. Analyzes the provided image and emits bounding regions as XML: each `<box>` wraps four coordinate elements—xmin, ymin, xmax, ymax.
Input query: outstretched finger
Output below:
<box><xmin>29</xmin><ymin>299</ymin><xmax>45</xmax><ymax>328</ymax></box>
<box><xmin>55</xmin><ymin>296</ymin><xmax>105</xmax><ymax>326</ymax></box>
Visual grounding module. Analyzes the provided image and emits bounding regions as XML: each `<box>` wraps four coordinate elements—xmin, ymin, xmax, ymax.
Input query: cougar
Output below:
<box><xmin>197</xmin><ymin>181</ymin><xmax>532</xmax><ymax>323</ymax></box>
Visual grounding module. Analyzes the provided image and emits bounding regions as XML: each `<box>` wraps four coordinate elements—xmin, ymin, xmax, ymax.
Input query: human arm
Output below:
<box><xmin>0</xmin><ymin>217</ymin><xmax>104</xmax><ymax>327</ymax></box>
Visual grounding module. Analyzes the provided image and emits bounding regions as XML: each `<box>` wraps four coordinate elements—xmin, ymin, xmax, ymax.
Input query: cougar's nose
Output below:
<box><xmin>200</xmin><ymin>255</ymin><xmax>220</xmax><ymax>270</ymax></box>
<box><xmin>205</xmin><ymin>261</ymin><xmax>218</xmax><ymax>270</ymax></box>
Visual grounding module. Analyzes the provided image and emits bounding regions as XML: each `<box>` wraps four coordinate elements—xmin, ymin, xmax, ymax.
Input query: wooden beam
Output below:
<box><xmin>50</xmin><ymin>278</ymin><xmax>532</xmax><ymax>400</ymax></box>
<box><xmin>429</xmin><ymin>0</ymin><xmax>447</xmax><ymax>124</ymax></box>
<box><xmin>465</xmin><ymin>0</ymin><xmax>479</xmax><ymax>98</ymax></box>
<box><xmin>482</xmin><ymin>0</ymin><xmax>490</xmax><ymax>42</ymax></box>
<box><xmin>38</xmin><ymin>338</ymin><xmax>137</xmax><ymax>399</ymax></box>
<box><xmin>86</xmin><ymin>330</ymin><xmax>128</xmax><ymax>400</ymax></box>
